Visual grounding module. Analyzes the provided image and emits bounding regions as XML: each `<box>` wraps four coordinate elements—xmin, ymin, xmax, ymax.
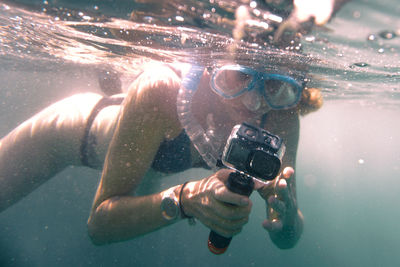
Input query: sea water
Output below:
<box><xmin>0</xmin><ymin>0</ymin><xmax>399</xmax><ymax>266</ymax></box>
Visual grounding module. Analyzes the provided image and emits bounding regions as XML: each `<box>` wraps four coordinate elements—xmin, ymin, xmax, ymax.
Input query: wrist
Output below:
<box><xmin>160</xmin><ymin>186</ymin><xmax>181</xmax><ymax>221</ymax></box>
<box><xmin>179</xmin><ymin>182</ymin><xmax>191</xmax><ymax>218</ymax></box>
<box><xmin>179</xmin><ymin>182</ymin><xmax>196</xmax><ymax>225</ymax></box>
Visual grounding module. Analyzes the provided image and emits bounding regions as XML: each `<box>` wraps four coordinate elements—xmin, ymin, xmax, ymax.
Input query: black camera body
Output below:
<box><xmin>221</xmin><ymin>123</ymin><xmax>285</xmax><ymax>181</ymax></box>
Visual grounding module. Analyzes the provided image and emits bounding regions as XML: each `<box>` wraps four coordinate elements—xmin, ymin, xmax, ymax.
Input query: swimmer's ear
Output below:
<box><xmin>297</xmin><ymin>88</ymin><xmax>323</xmax><ymax>116</ymax></box>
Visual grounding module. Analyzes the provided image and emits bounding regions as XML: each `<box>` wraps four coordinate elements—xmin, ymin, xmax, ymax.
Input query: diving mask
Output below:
<box><xmin>210</xmin><ymin>64</ymin><xmax>304</xmax><ymax>110</ymax></box>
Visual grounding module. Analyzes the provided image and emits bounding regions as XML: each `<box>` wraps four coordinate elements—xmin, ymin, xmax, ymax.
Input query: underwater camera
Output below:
<box><xmin>208</xmin><ymin>122</ymin><xmax>286</xmax><ymax>255</ymax></box>
<box><xmin>221</xmin><ymin>122</ymin><xmax>286</xmax><ymax>181</ymax></box>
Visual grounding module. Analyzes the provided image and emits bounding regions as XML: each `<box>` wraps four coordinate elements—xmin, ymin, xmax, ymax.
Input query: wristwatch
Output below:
<box><xmin>160</xmin><ymin>189</ymin><xmax>180</xmax><ymax>221</ymax></box>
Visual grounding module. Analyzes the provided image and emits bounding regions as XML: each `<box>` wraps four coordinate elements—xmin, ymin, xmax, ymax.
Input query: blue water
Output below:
<box><xmin>1</xmin><ymin>0</ymin><xmax>399</xmax><ymax>266</ymax></box>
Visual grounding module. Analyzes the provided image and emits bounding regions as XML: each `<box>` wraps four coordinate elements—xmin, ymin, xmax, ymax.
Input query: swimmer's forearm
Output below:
<box><xmin>269</xmin><ymin>209</ymin><xmax>304</xmax><ymax>249</ymax></box>
<box><xmin>87</xmin><ymin>186</ymin><xmax>181</xmax><ymax>245</ymax></box>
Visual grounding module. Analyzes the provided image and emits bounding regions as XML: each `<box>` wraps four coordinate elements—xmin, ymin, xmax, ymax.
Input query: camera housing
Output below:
<box><xmin>221</xmin><ymin>123</ymin><xmax>285</xmax><ymax>181</ymax></box>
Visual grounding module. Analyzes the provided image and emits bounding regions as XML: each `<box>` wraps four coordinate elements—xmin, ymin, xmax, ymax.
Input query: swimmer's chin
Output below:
<box><xmin>231</xmin><ymin>106</ymin><xmax>271</xmax><ymax>124</ymax></box>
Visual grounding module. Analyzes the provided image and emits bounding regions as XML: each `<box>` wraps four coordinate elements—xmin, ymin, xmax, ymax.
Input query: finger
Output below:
<box><xmin>268</xmin><ymin>195</ymin><xmax>286</xmax><ymax>215</ymax></box>
<box><xmin>253</xmin><ymin>178</ymin><xmax>274</xmax><ymax>190</ymax></box>
<box><xmin>214</xmin><ymin>185</ymin><xmax>251</xmax><ymax>207</ymax></box>
<box><xmin>215</xmin><ymin>168</ymin><xmax>235</xmax><ymax>183</ymax></box>
<box><xmin>281</xmin><ymin>167</ymin><xmax>294</xmax><ymax>179</ymax></box>
<box><xmin>262</xmin><ymin>219</ymin><xmax>283</xmax><ymax>233</ymax></box>
<box><xmin>260</xmin><ymin>167</ymin><xmax>292</xmax><ymax>194</ymax></box>
<box><xmin>206</xmin><ymin>221</ymin><xmax>243</xmax><ymax>238</ymax></box>
<box><xmin>216</xmin><ymin>201</ymin><xmax>252</xmax><ymax>220</ymax></box>
<box><xmin>256</xmin><ymin>177</ymin><xmax>277</xmax><ymax>197</ymax></box>
<box><xmin>204</xmin><ymin>216</ymin><xmax>248</xmax><ymax>238</ymax></box>
<box><xmin>276</xmin><ymin>179</ymin><xmax>290</xmax><ymax>203</ymax></box>
<box><xmin>208</xmin><ymin>215</ymin><xmax>250</xmax><ymax>232</ymax></box>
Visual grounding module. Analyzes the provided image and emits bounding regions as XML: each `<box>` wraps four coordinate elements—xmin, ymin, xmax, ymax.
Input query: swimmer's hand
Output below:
<box><xmin>274</xmin><ymin>0</ymin><xmax>350</xmax><ymax>46</ymax></box>
<box><xmin>255</xmin><ymin>167</ymin><xmax>304</xmax><ymax>249</ymax></box>
<box><xmin>293</xmin><ymin>0</ymin><xmax>338</xmax><ymax>26</ymax></box>
<box><xmin>180</xmin><ymin>169</ymin><xmax>252</xmax><ymax>238</ymax></box>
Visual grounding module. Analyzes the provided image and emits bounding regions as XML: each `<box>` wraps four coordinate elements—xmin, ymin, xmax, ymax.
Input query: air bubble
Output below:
<box><xmin>367</xmin><ymin>34</ymin><xmax>377</xmax><ymax>41</ymax></box>
<box><xmin>352</xmin><ymin>62</ymin><xmax>369</xmax><ymax>68</ymax></box>
<box><xmin>305</xmin><ymin>36</ymin><xmax>315</xmax><ymax>43</ymax></box>
<box><xmin>143</xmin><ymin>16</ymin><xmax>154</xmax><ymax>23</ymax></box>
<box><xmin>175</xmin><ymin>16</ymin><xmax>184</xmax><ymax>22</ymax></box>
<box><xmin>379</xmin><ymin>30</ymin><xmax>397</xmax><ymax>40</ymax></box>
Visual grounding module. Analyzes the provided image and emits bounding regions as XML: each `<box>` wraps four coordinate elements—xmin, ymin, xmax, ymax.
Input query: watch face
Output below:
<box><xmin>161</xmin><ymin>197</ymin><xmax>179</xmax><ymax>220</ymax></box>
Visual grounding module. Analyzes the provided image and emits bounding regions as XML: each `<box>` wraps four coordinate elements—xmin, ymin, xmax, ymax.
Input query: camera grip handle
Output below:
<box><xmin>207</xmin><ymin>172</ymin><xmax>254</xmax><ymax>255</ymax></box>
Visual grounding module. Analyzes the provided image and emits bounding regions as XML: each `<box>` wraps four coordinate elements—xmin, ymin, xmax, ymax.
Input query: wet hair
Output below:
<box><xmin>297</xmin><ymin>88</ymin><xmax>323</xmax><ymax>116</ymax></box>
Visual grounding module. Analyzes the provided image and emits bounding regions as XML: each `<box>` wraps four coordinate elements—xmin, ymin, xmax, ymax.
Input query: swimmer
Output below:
<box><xmin>84</xmin><ymin>59</ymin><xmax>322</xmax><ymax>249</ymax></box>
<box><xmin>0</xmin><ymin>0</ymin><xmax>346</xmax><ymax>251</ymax></box>
<box><xmin>0</xmin><ymin>59</ymin><xmax>321</xmax><ymax>250</ymax></box>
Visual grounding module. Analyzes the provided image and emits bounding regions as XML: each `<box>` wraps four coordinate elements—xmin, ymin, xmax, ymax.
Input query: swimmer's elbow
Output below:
<box><xmin>87</xmin><ymin>216</ymin><xmax>108</xmax><ymax>246</ymax></box>
<box><xmin>87</xmin><ymin>205</ymin><xmax>116</xmax><ymax>246</ymax></box>
<box><xmin>87</xmin><ymin>197</ymin><xmax>135</xmax><ymax>245</ymax></box>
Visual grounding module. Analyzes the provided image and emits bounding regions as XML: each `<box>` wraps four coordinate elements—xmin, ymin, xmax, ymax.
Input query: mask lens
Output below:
<box><xmin>263</xmin><ymin>78</ymin><xmax>301</xmax><ymax>108</ymax></box>
<box><xmin>212</xmin><ymin>69</ymin><xmax>253</xmax><ymax>98</ymax></box>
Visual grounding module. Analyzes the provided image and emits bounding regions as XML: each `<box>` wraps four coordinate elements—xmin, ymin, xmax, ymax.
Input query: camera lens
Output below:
<box><xmin>249</xmin><ymin>150</ymin><xmax>279</xmax><ymax>180</ymax></box>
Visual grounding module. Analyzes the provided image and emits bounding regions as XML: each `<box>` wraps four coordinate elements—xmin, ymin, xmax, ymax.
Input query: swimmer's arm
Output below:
<box><xmin>265</xmin><ymin>171</ymin><xmax>304</xmax><ymax>249</ymax></box>
<box><xmin>87</xmin><ymin>66</ymin><xmax>183</xmax><ymax>244</ymax></box>
<box><xmin>293</xmin><ymin>0</ymin><xmax>351</xmax><ymax>25</ymax></box>
<box><xmin>260</xmin><ymin>109</ymin><xmax>304</xmax><ymax>249</ymax></box>
<box><xmin>88</xmin><ymin>187</ymin><xmax>183</xmax><ymax>245</ymax></box>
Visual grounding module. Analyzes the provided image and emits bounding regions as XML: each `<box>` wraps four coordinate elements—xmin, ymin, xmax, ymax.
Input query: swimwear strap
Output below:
<box><xmin>80</xmin><ymin>96</ymin><xmax>124</xmax><ymax>167</ymax></box>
